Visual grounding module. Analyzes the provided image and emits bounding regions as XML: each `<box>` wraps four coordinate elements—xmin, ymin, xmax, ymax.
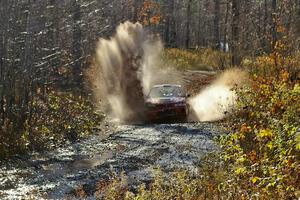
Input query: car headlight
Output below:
<box><xmin>146</xmin><ymin>103</ymin><xmax>156</xmax><ymax>108</ymax></box>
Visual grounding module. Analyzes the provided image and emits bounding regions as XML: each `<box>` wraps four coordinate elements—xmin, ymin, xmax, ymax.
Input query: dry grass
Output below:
<box><xmin>163</xmin><ymin>48</ymin><xmax>231</xmax><ymax>71</ymax></box>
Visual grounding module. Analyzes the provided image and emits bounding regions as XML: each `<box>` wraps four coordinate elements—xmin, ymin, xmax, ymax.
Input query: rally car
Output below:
<box><xmin>145</xmin><ymin>84</ymin><xmax>189</xmax><ymax>122</ymax></box>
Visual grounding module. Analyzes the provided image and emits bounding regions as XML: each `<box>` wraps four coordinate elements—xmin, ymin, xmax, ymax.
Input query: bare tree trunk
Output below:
<box><xmin>71</xmin><ymin>0</ymin><xmax>83</xmax><ymax>87</ymax></box>
<box><xmin>197</xmin><ymin>1</ymin><xmax>202</xmax><ymax>47</ymax></box>
<box><xmin>185</xmin><ymin>0</ymin><xmax>192</xmax><ymax>49</ymax></box>
<box><xmin>263</xmin><ymin>0</ymin><xmax>269</xmax><ymax>53</ymax></box>
<box><xmin>271</xmin><ymin>0</ymin><xmax>277</xmax><ymax>51</ymax></box>
<box><xmin>43</xmin><ymin>0</ymin><xmax>59</xmax><ymax>94</ymax></box>
<box><xmin>296</xmin><ymin>0</ymin><xmax>300</xmax><ymax>34</ymax></box>
<box><xmin>0</xmin><ymin>0</ymin><xmax>9</xmax><ymax>125</ymax></box>
<box><xmin>23</xmin><ymin>2</ymin><xmax>36</xmax><ymax>144</ymax></box>
<box><xmin>169</xmin><ymin>0</ymin><xmax>176</xmax><ymax>47</ymax></box>
<box><xmin>214</xmin><ymin>0</ymin><xmax>220</xmax><ymax>49</ymax></box>
<box><xmin>131</xmin><ymin>0</ymin><xmax>140</xmax><ymax>22</ymax></box>
<box><xmin>223</xmin><ymin>1</ymin><xmax>229</xmax><ymax>52</ymax></box>
<box><xmin>271</xmin><ymin>0</ymin><xmax>278</xmax><ymax>73</ymax></box>
<box><xmin>231</xmin><ymin>0</ymin><xmax>240</xmax><ymax>66</ymax></box>
<box><xmin>23</xmin><ymin>10</ymin><xmax>33</xmax><ymax>109</ymax></box>
<box><xmin>257</xmin><ymin>2</ymin><xmax>263</xmax><ymax>53</ymax></box>
<box><xmin>165</xmin><ymin>0</ymin><xmax>175</xmax><ymax>47</ymax></box>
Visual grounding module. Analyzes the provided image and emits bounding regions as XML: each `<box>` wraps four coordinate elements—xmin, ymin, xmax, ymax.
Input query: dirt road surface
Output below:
<box><xmin>0</xmin><ymin>122</ymin><xmax>221</xmax><ymax>199</ymax></box>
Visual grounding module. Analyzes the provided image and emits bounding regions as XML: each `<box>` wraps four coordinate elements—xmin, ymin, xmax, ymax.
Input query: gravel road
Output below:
<box><xmin>0</xmin><ymin>122</ymin><xmax>221</xmax><ymax>199</ymax></box>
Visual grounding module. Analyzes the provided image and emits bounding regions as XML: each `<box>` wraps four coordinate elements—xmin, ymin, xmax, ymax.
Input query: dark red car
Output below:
<box><xmin>145</xmin><ymin>84</ymin><xmax>189</xmax><ymax>122</ymax></box>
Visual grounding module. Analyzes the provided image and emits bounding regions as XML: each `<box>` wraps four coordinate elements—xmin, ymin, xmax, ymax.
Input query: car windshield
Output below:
<box><xmin>149</xmin><ymin>86</ymin><xmax>185</xmax><ymax>98</ymax></box>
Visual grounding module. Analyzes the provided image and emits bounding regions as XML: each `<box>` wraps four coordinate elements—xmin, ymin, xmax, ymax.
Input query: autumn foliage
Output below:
<box><xmin>138</xmin><ymin>0</ymin><xmax>161</xmax><ymax>26</ymax></box>
<box><xmin>93</xmin><ymin>54</ymin><xmax>300</xmax><ymax>199</ymax></box>
<box><xmin>218</xmin><ymin>72</ymin><xmax>300</xmax><ymax>199</ymax></box>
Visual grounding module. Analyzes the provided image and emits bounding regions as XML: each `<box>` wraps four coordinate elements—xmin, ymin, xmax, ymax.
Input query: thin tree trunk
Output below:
<box><xmin>257</xmin><ymin>2</ymin><xmax>263</xmax><ymax>53</ymax></box>
<box><xmin>214</xmin><ymin>0</ymin><xmax>220</xmax><ymax>49</ymax></box>
<box><xmin>23</xmin><ymin>2</ymin><xmax>35</xmax><ymax>143</ymax></box>
<box><xmin>185</xmin><ymin>0</ymin><xmax>192</xmax><ymax>49</ymax></box>
<box><xmin>297</xmin><ymin>0</ymin><xmax>300</xmax><ymax>31</ymax></box>
<box><xmin>223</xmin><ymin>1</ymin><xmax>229</xmax><ymax>52</ymax></box>
<box><xmin>72</xmin><ymin>0</ymin><xmax>83</xmax><ymax>86</ymax></box>
<box><xmin>0</xmin><ymin>0</ymin><xmax>9</xmax><ymax>124</ymax></box>
<box><xmin>231</xmin><ymin>0</ymin><xmax>240</xmax><ymax>66</ymax></box>
<box><xmin>165</xmin><ymin>0</ymin><xmax>175</xmax><ymax>46</ymax></box>
<box><xmin>169</xmin><ymin>0</ymin><xmax>176</xmax><ymax>47</ymax></box>
<box><xmin>197</xmin><ymin>1</ymin><xmax>202</xmax><ymax>47</ymax></box>
<box><xmin>131</xmin><ymin>0</ymin><xmax>139</xmax><ymax>22</ymax></box>
<box><xmin>263</xmin><ymin>0</ymin><xmax>269</xmax><ymax>53</ymax></box>
<box><xmin>271</xmin><ymin>0</ymin><xmax>277</xmax><ymax>51</ymax></box>
<box><xmin>271</xmin><ymin>0</ymin><xmax>278</xmax><ymax>72</ymax></box>
<box><xmin>296</xmin><ymin>0</ymin><xmax>300</xmax><ymax>34</ymax></box>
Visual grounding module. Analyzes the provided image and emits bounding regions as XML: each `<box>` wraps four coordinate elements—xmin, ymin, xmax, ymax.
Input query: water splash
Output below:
<box><xmin>189</xmin><ymin>69</ymin><xmax>248</xmax><ymax>122</ymax></box>
<box><xmin>88</xmin><ymin>21</ymin><xmax>181</xmax><ymax>123</ymax></box>
<box><xmin>88</xmin><ymin>21</ymin><xmax>246</xmax><ymax>123</ymax></box>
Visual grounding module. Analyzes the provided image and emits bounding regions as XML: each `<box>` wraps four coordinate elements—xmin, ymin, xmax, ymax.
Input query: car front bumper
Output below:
<box><xmin>146</xmin><ymin>106</ymin><xmax>188</xmax><ymax>121</ymax></box>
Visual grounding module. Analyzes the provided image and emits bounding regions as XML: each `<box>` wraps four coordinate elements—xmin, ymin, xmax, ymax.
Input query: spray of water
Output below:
<box><xmin>189</xmin><ymin>69</ymin><xmax>248</xmax><ymax>122</ymax></box>
<box><xmin>87</xmin><ymin>21</ymin><xmax>182</xmax><ymax>122</ymax></box>
<box><xmin>87</xmin><ymin>21</ymin><xmax>247</xmax><ymax>123</ymax></box>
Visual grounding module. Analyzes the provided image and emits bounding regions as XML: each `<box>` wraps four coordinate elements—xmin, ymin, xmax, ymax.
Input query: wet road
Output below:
<box><xmin>0</xmin><ymin>122</ymin><xmax>220</xmax><ymax>199</ymax></box>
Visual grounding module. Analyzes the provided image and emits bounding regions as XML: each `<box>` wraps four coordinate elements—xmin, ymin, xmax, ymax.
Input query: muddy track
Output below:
<box><xmin>0</xmin><ymin>122</ymin><xmax>221</xmax><ymax>199</ymax></box>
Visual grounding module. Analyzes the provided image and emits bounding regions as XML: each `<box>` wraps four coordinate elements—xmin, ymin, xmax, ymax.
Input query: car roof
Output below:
<box><xmin>152</xmin><ymin>84</ymin><xmax>182</xmax><ymax>88</ymax></box>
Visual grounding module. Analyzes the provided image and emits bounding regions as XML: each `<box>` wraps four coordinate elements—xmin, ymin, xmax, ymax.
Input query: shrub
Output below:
<box><xmin>218</xmin><ymin>72</ymin><xmax>300</xmax><ymax>199</ymax></box>
<box><xmin>0</xmin><ymin>91</ymin><xmax>103</xmax><ymax>159</ymax></box>
<box><xmin>242</xmin><ymin>40</ymin><xmax>300</xmax><ymax>80</ymax></box>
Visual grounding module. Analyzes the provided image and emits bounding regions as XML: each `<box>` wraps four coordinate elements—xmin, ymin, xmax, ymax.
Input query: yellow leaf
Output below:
<box><xmin>267</xmin><ymin>141</ymin><xmax>274</xmax><ymax>150</ymax></box>
<box><xmin>257</xmin><ymin>129</ymin><xmax>273</xmax><ymax>139</ymax></box>
<box><xmin>251</xmin><ymin>177</ymin><xmax>259</xmax><ymax>184</ymax></box>
<box><xmin>235</xmin><ymin>167</ymin><xmax>246</xmax><ymax>175</ymax></box>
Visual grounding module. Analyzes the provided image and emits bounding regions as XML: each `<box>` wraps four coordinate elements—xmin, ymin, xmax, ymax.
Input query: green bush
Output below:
<box><xmin>0</xmin><ymin>91</ymin><xmax>103</xmax><ymax>158</ymax></box>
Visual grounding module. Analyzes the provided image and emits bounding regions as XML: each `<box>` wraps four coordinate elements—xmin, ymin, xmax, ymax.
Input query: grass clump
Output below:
<box><xmin>163</xmin><ymin>48</ymin><xmax>231</xmax><ymax>71</ymax></box>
